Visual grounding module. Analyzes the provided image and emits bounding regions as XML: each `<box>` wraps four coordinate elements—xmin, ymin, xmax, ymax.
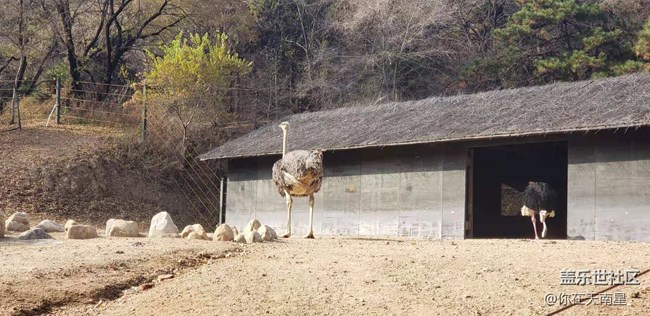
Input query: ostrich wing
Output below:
<box><xmin>280</xmin><ymin>150</ymin><xmax>322</xmax><ymax>177</ymax></box>
<box><xmin>523</xmin><ymin>182</ymin><xmax>558</xmax><ymax>211</ymax></box>
<box><xmin>272</xmin><ymin>159</ymin><xmax>286</xmax><ymax>197</ymax></box>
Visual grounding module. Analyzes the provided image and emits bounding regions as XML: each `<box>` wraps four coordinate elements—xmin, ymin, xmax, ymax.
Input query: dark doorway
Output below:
<box><xmin>467</xmin><ymin>142</ymin><xmax>567</xmax><ymax>239</ymax></box>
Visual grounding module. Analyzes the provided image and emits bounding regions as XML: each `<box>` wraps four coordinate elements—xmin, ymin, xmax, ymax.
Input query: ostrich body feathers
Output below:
<box><xmin>272</xmin><ymin>150</ymin><xmax>323</xmax><ymax>197</ymax></box>
<box><xmin>522</xmin><ymin>181</ymin><xmax>557</xmax><ymax>215</ymax></box>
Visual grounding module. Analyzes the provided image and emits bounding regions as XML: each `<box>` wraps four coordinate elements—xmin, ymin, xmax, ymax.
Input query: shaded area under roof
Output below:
<box><xmin>200</xmin><ymin>73</ymin><xmax>650</xmax><ymax>160</ymax></box>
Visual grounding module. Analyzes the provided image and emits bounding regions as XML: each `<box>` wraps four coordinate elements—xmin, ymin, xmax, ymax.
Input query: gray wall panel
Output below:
<box><xmin>568</xmin><ymin>134</ymin><xmax>650</xmax><ymax>241</ymax></box>
<box><xmin>567</xmin><ymin>140</ymin><xmax>597</xmax><ymax>240</ymax></box>
<box><xmin>441</xmin><ymin>146</ymin><xmax>467</xmax><ymax>239</ymax></box>
<box><xmin>225</xmin><ymin>144</ymin><xmax>466</xmax><ymax>238</ymax></box>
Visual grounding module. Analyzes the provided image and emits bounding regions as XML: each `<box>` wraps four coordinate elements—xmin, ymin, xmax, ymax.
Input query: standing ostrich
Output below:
<box><xmin>272</xmin><ymin>122</ymin><xmax>323</xmax><ymax>238</ymax></box>
<box><xmin>520</xmin><ymin>181</ymin><xmax>557</xmax><ymax>239</ymax></box>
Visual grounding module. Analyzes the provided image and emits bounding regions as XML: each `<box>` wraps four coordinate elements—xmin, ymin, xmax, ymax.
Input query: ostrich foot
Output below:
<box><xmin>304</xmin><ymin>232</ymin><xmax>314</xmax><ymax>239</ymax></box>
<box><xmin>282</xmin><ymin>233</ymin><xmax>291</xmax><ymax>238</ymax></box>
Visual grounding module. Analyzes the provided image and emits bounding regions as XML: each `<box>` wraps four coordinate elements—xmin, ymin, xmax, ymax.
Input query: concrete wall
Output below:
<box><xmin>567</xmin><ymin>132</ymin><xmax>650</xmax><ymax>241</ymax></box>
<box><xmin>226</xmin><ymin>144</ymin><xmax>466</xmax><ymax>239</ymax></box>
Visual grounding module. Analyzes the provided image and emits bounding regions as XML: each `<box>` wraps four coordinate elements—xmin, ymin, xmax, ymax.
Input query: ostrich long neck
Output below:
<box><xmin>282</xmin><ymin>127</ymin><xmax>288</xmax><ymax>159</ymax></box>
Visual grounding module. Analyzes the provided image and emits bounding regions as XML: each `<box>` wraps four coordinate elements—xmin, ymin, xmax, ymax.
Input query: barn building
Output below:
<box><xmin>200</xmin><ymin>73</ymin><xmax>650</xmax><ymax>241</ymax></box>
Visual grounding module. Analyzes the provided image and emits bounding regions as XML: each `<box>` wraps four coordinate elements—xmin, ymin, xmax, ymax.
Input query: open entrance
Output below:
<box><xmin>466</xmin><ymin>142</ymin><xmax>567</xmax><ymax>239</ymax></box>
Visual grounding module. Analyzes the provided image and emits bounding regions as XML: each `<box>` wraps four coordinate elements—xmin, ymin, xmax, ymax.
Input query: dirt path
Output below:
<box><xmin>2</xmin><ymin>236</ymin><xmax>648</xmax><ymax>316</ymax></box>
<box><xmin>0</xmin><ymin>232</ymin><xmax>239</xmax><ymax>316</ymax></box>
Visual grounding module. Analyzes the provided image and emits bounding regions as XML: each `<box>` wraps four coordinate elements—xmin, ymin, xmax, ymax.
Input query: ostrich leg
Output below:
<box><xmin>305</xmin><ymin>194</ymin><xmax>315</xmax><ymax>239</ymax></box>
<box><xmin>540</xmin><ymin>210</ymin><xmax>549</xmax><ymax>238</ymax></box>
<box><xmin>531</xmin><ymin>212</ymin><xmax>539</xmax><ymax>240</ymax></box>
<box><xmin>283</xmin><ymin>190</ymin><xmax>293</xmax><ymax>238</ymax></box>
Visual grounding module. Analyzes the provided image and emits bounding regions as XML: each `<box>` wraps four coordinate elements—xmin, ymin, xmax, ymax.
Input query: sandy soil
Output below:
<box><xmin>1</xmin><ymin>234</ymin><xmax>649</xmax><ymax>316</ymax></box>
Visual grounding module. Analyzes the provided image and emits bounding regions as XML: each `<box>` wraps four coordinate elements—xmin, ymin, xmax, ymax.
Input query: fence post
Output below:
<box><xmin>141</xmin><ymin>82</ymin><xmax>147</xmax><ymax>143</ymax></box>
<box><xmin>219</xmin><ymin>176</ymin><xmax>225</xmax><ymax>224</ymax></box>
<box><xmin>55</xmin><ymin>78</ymin><xmax>61</xmax><ymax>125</ymax></box>
<box><xmin>16</xmin><ymin>93</ymin><xmax>21</xmax><ymax>130</ymax></box>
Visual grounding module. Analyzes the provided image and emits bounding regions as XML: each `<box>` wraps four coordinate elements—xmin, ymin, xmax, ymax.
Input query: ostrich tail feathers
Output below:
<box><xmin>549</xmin><ymin>211</ymin><xmax>555</xmax><ymax>218</ymax></box>
<box><xmin>521</xmin><ymin>206</ymin><xmax>532</xmax><ymax>216</ymax></box>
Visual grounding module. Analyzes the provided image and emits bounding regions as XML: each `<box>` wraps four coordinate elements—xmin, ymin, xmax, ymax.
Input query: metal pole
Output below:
<box><xmin>141</xmin><ymin>82</ymin><xmax>147</xmax><ymax>142</ymax></box>
<box><xmin>55</xmin><ymin>78</ymin><xmax>61</xmax><ymax>124</ymax></box>
<box><xmin>219</xmin><ymin>177</ymin><xmax>224</xmax><ymax>224</ymax></box>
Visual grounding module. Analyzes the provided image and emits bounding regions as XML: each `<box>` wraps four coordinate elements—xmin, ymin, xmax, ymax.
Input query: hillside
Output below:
<box><xmin>0</xmin><ymin>121</ymin><xmax>216</xmax><ymax>230</ymax></box>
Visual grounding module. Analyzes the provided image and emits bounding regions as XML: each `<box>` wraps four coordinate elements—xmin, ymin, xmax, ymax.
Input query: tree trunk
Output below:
<box><xmin>56</xmin><ymin>0</ymin><xmax>83</xmax><ymax>96</ymax></box>
<box><xmin>10</xmin><ymin>55</ymin><xmax>27</xmax><ymax>125</ymax></box>
<box><xmin>25</xmin><ymin>40</ymin><xmax>57</xmax><ymax>94</ymax></box>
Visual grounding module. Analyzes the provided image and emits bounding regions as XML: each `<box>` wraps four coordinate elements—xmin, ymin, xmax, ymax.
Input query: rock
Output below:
<box><xmin>258</xmin><ymin>228</ymin><xmax>271</xmax><ymax>242</ymax></box>
<box><xmin>66</xmin><ymin>225</ymin><xmax>98</xmax><ymax>239</ymax></box>
<box><xmin>244</xmin><ymin>231</ymin><xmax>262</xmax><ymax>243</ymax></box>
<box><xmin>180</xmin><ymin>224</ymin><xmax>208</xmax><ymax>240</ymax></box>
<box><xmin>106</xmin><ymin>219</ymin><xmax>140</xmax><ymax>237</ymax></box>
<box><xmin>0</xmin><ymin>210</ymin><xmax>5</xmax><ymax>238</ymax></box>
<box><xmin>231</xmin><ymin>225</ymin><xmax>239</xmax><ymax>236</ymax></box>
<box><xmin>18</xmin><ymin>228</ymin><xmax>53</xmax><ymax>240</ymax></box>
<box><xmin>105</xmin><ymin>219</ymin><xmax>116</xmax><ymax>235</ymax></box>
<box><xmin>257</xmin><ymin>225</ymin><xmax>277</xmax><ymax>241</ymax></box>
<box><xmin>5</xmin><ymin>212</ymin><xmax>30</xmax><ymax>232</ymax></box>
<box><xmin>187</xmin><ymin>232</ymin><xmax>201</xmax><ymax>240</ymax></box>
<box><xmin>35</xmin><ymin>220</ymin><xmax>65</xmax><ymax>233</ymax></box>
<box><xmin>234</xmin><ymin>233</ymin><xmax>246</xmax><ymax>243</ymax></box>
<box><xmin>65</xmin><ymin>220</ymin><xmax>78</xmax><ymax>231</ymax></box>
<box><xmin>148</xmin><ymin>212</ymin><xmax>179</xmax><ymax>238</ymax></box>
<box><xmin>243</xmin><ymin>219</ymin><xmax>261</xmax><ymax>234</ymax></box>
<box><xmin>213</xmin><ymin>224</ymin><xmax>234</xmax><ymax>241</ymax></box>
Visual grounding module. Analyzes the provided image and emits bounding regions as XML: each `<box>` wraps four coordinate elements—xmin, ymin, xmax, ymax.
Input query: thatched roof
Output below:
<box><xmin>200</xmin><ymin>73</ymin><xmax>650</xmax><ymax>160</ymax></box>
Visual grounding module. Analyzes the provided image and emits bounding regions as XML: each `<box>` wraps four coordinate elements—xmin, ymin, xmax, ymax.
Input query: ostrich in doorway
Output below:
<box><xmin>520</xmin><ymin>181</ymin><xmax>557</xmax><ymax>239</ymax></box>
<box><xmin>272</xmin><ymin>122</ymin><xmax>323</xmax><ymax>238</ymax></box>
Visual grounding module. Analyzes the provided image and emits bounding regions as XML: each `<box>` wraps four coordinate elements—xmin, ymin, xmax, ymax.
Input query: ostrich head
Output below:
<box><xmin>279</xmin><ymin>121</ymin><xmax>289</xmax><ymax>131</ymax></box>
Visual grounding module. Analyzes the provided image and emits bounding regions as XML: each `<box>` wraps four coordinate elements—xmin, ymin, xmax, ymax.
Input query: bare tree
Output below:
<box><xmin>49</xmin><ymin>0</ymin><xmax>187</xmax><ymax>96</ymax></box>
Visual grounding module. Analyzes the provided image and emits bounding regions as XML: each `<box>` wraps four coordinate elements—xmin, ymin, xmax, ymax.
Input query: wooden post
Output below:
<box><xmin>16</xmin><ymin>93</ymin><xmax>21</xmax><ymax>130</ymax></box>
<box><xmin>55</xmin><ymin>78</ymin><xmax>61</xmax><ymax>125</ymax></box>
<box><xmin>141</xmin><ymin>82</ymin><xmax>147</xmax><ymax>142</ymax></box>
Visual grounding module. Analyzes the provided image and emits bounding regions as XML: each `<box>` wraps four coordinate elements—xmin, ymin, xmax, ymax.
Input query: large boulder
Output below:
<box><xmin>243</xmin><ymin>219</ymin><xmax>261</xmax><ymax>234</ymax></box>
<box><xmin>231</xmin><ymin>225</ymin><xmax>239</xmax><ymax>236</ymax></box>
<box><xmin>106</xmin><ymin>219</ymin><xmax>140</xmax><ymax>237</ymax></box>
<box><xmin>244</xmin><ymin>231</ymin><xmax>262</xmax><ymax>244</ymax></box>
<box><xmin>18</xmin><ymin>228</ymin><xmax>53</xmax><ymax>240</ymax></box>
<box><xmin>148</xmin><ymin>212</ymin><xmax>179</xmax><ymax>238</ymax></box>
<box><xmin>234</xmin><ymin>233</ymin><xmax>246</xmax><ymax>243</ymax></box>
<box><xmin>0</xmin><ymin>211</ymin><xmax>5</xmax><ymax>238</ymax></box>
<box><xmin>64</xmin><ymin>220</ymin><xmax>78</xmax><ymax>232</ymax></box>
<box><xmin>257</xmin><ymin>225</ymin><xmax>277</xmax><ymax>241</ymax></box>
<box><xmin>66</xmin><ymin>225</ymin><xmax>98</xmax><ymax>239</ymax></box>
<box><xmin>213</xmin><ymin>224</ymin><xmax>234</xmax><ymax>241</ymax></box>
<box><xmin>180</xmin><ymin>224</ymin><xmax>208</xmax><ymax>240</ymax></box>
<box><xmin>187</xmin><ymin>232</ymin><xmax>201</xmax><ymax>240</ymax></box>
<box><xmin>5</xmin><ymin>212</ymin><xmax>30</xmax><ymax>232</ymax></box>
<box><xmin>35</xmin><ymin>220</ymin><xmax>65</xmax><ymax>233</ymax></box>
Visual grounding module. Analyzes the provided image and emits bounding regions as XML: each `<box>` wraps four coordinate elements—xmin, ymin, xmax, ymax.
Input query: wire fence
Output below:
<box><xmin>0</xmin><ymin>78</ymin><xmax>226</xmax><ymax>229</ymax></box>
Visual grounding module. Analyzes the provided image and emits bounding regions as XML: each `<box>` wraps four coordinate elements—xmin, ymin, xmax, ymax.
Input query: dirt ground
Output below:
<box><xmin>2</xmin><ymin>121</ymin><xmax>649</xmax><ymax>316</ymax></box>
<box><xmin>1</xmin><ymin>233</ymin><xmax>649</xmax><ymax>316</ymax></box>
